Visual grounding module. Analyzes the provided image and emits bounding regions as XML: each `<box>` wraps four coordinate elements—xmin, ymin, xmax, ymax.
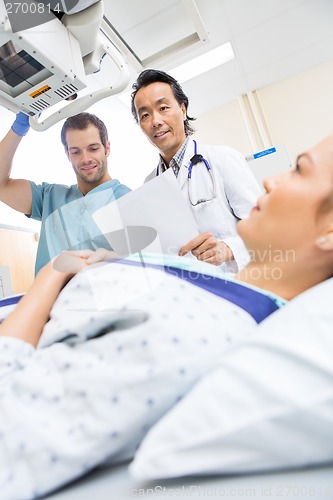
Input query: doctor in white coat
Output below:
<box><xmin>131</xmin><ymin>69</ymin><xmax>262</xmax><ymax>272</ymax></box>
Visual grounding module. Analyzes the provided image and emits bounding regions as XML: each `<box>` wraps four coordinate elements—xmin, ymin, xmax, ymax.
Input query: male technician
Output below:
<box><xmin>0</xmin><ymin>112</ymin><xmax>131</xmax><ymax>274</ymax></box>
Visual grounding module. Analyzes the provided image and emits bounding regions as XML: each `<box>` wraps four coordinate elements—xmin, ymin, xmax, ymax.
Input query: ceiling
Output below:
<box><xmin>101</xmin><ymin>0</ymin><xmax>333</xmax><ymax>116</ymax></box>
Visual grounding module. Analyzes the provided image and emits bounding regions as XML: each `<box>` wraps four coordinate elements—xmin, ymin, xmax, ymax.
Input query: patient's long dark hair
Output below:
<box><xmin>131</xmin><ymin>69</ymin><xmax>196</xmax><ymax>136</ymax></box>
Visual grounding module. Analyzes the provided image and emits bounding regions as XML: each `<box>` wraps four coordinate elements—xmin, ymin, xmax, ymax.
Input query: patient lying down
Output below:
<box><xmin>0</xmin><ymin>135</ymin><xmax>333</xmax><ymax>498</ymax></box>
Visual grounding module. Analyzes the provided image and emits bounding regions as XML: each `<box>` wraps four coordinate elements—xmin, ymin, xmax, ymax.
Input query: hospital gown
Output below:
<box><xmin>0</xmin><ymin>255</ymin><xmax>284</xmax><ymax>499</ymax></box>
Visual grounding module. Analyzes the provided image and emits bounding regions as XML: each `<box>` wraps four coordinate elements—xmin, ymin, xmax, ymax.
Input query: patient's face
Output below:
<box><xmin>238</xmin><ymin>134</ymin><xmax>333</xmax><ymax>258</ymax></box>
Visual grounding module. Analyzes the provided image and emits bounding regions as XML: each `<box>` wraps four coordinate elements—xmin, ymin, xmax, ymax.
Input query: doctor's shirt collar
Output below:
<box><xmin>158</xmin><ymin>136</ymin><xmax>190</xmax><ymax>177</ymax></box>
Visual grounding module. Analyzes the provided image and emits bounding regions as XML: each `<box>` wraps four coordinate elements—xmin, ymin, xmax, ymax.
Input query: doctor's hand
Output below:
<box><xmin>178</xmin><ymin>232</ymin><xmax>234</xmax><ymax>266</ymax></box>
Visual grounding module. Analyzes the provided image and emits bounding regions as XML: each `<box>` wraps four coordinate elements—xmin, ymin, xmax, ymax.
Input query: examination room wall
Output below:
<box><xmin>195</xmin><ymin>59</ymin><xmax>333</xmax><ymax>171</ymax></box>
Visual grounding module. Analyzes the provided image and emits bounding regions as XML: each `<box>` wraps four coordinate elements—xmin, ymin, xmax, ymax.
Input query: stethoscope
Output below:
<box><xmin>156</xmin><ymin>140</ymin><xmax>216</xmax><ymax>207</ymax></box>
<box><xmin>188</xmin><ymin>140</ymin><xmax>216</xmax><ymax>206</ymax></box>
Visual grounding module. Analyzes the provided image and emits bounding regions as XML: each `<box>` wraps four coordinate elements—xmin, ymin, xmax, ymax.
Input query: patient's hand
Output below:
<box><xmin>53</xmin><ymin>249</ymin><xmax>119</xmax><ymax>272</ymax></box>
<box><xmin>52</xmin><ymin>250</ymin><xmax>92</xmax><ymax>275</ymax></box>
<box><xmin>80</xmin><ymin>248</ymin><xmax>119</xmax><ymax>264</ymax></box>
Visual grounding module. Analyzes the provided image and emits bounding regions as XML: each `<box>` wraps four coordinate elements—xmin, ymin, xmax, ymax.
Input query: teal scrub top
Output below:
<box><xmin>28</xmin><ymin>179</ymin><xmax>131</xmax><ymax>274</ymax></box>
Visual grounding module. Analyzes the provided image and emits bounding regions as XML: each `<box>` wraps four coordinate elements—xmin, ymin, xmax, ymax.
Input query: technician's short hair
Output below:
<box><xmin>61</xmin><ymin>112</ymin><xmax>108</xmax><ymax>150</ymax></box>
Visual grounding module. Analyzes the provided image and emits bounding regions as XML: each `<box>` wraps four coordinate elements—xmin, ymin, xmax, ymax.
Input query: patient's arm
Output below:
<box><xmin>72</xmin><ymin>248</ymin><xmax>120</xmax><ymax>264</ymax></box>
<box><xmin>0</xmin><ymin>251</ymin><xmax>91</xmax><ymax>347</ymax></box>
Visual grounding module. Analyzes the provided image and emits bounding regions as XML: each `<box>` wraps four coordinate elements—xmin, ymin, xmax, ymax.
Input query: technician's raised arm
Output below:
<box><xmin>0</xmin><ymin>112</ymin><xmax>33</xmax><ymax>215</ymax></box>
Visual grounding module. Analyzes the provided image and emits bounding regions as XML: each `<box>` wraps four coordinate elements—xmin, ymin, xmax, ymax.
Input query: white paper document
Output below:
<box><xmin>93</xmin><ymin>169</ymin><xmax>199</xmax><ymax>256</ymax></box>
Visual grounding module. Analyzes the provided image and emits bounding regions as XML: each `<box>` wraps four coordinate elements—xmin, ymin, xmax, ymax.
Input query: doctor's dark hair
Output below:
<box><xmin>131</xmin><ymin>69</ymin><xmax>196</xmax><ymax>136</ymax></box>
<box><xmin>60</xmin><ymin>112</ymin><xmax>108</xmax><ymax>151</ymax></box>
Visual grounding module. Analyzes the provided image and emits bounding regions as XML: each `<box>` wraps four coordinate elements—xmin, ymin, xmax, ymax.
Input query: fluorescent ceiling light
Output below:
<box><xmin>118</xmin><ymin>41</ymin><xmax>235</xmax><ymax>107</ymax></box>
<box><xmin>169</xmin><ymin>41</ymin><xmax>235</xmax><ymax>83</ymax></box>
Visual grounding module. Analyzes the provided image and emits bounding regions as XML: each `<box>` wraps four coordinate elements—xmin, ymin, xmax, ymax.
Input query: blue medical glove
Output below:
<box><xmin>11</xmin><ymin>112</ymin><xmax>30</xmax><ymax>136</ymax></box>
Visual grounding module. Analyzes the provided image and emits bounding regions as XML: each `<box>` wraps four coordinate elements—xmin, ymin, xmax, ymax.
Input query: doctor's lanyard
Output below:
<box><xmin>188</xmin><ymin>140</ymin><xmax>216</xmax><ymax>206</ymax></box>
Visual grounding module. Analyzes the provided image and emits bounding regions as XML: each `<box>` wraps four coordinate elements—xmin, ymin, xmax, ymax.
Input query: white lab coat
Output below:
<box><xmin>145</xmin><ymin>140</ymin><xmax>262</xmax><ymax>272</ymax></box>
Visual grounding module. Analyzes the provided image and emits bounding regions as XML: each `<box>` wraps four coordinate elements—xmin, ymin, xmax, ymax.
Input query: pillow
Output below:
<box><xmin>130</xmin><ymin>277</ymin><xmax>333</xmax><ymax>480</ymax></box>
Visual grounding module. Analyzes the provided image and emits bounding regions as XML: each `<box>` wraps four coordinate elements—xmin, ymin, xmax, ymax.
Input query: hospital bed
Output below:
<box><xmin>43</xmin><ymin>260</ymin><xmax>333</xmax><ymax>499</ymax></box>
<box><xmin>1</xmin><ymin>256</ymin><xmax>333</xmax><ymax>500</ymax></box>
